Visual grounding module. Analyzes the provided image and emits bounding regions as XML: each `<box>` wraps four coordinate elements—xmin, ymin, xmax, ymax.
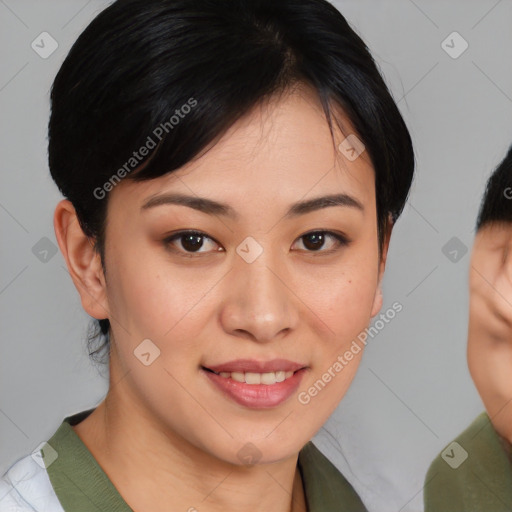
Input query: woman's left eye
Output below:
<box><xmin>162</xmin><ymin>230</ymin><xmax>349</xmax><ymax>256</ymax></box>
<box><xmin>292</xmin><ymin>231</ymin><xmax>349</xmax><ymax>253</ymax></box>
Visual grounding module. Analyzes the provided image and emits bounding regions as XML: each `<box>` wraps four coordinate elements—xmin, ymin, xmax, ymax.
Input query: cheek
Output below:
<box><xmin>321</xmin><ymin>278</ymin><xmax>377</xmax><ymax>367</ymax></box>
<box><xmin>304</xmin><ymin>257</ymin><xmax>380</xmax><ymax>346</ymax></box>
<box><xmin>104</xmin><ymin>244</ymin><xmax>176</xmax><ymax>336</ymax></box>
<box><xmin>106</xmin><ymin>244</ymin><xmax>220</xmax><ymax>354</ymax></box>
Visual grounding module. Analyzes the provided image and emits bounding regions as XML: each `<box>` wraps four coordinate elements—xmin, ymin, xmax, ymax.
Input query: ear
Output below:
<box><xmin>53</xmin><ymin>199</ymin><xmax>109</xmax><ymax>321</ymax></box>
<box><xmin>370</xmin><ymin>215</ymin><xmax>394</xmax><ymax>318</ymax></box>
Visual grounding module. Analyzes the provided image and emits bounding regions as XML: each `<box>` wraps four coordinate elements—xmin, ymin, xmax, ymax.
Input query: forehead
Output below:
<box><xmin>108</xmin><ymin>85</ymin><xmax>375</xmax><ymax>217</ymax></box>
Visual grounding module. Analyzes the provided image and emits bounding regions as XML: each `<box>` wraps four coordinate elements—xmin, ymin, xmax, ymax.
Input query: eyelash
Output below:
<box><xmin>162</xmin><ymin>230</ymin><xmax>350</xmax><ymax>258</ymax></box>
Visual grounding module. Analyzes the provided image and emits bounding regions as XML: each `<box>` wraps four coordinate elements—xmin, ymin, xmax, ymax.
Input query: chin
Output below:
<box><xmin>206</xmin><ymin>435</ymin><xmax>304</xmax><ymax>467</ymax></box>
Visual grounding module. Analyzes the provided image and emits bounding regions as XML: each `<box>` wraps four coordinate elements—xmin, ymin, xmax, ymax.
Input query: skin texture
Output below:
<box><xmin>54</xmin><ymin>84</ymin><xmax>392</xmax><ymax>512</ymax></box>
<box><xmin>468</xmin><ymin>222</ymin><xmax>512</xmax><ymax>447</ymax></box>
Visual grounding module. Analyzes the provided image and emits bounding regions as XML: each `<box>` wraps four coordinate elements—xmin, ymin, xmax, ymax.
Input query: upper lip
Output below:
<box><xmin>204</xmin><ymin>359</ymin><xmax>306</xmax><ymax>374</ymax></box>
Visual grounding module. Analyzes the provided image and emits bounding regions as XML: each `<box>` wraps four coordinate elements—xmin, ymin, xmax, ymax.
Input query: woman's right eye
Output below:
<box><xmin>163</xmin><ymin>230</ymin><xmax>222</xmax><ymax>256</ymax></box>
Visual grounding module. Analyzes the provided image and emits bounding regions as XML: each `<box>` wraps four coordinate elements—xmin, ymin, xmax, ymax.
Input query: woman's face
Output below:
<box><xmin>97</xmin><ymin>85</ymin><xmax>389</xmax><ymax>464</ymax></box>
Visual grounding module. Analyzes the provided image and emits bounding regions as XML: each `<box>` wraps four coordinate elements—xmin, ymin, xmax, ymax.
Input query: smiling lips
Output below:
<box><xmin>202</xmin><ymin>358</ymin><xmax>307</xmax><ymax>408</ymax></box>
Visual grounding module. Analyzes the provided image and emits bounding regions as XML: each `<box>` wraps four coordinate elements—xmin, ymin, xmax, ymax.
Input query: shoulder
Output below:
<box><xmin>0</xmin><ymin>450</ymin><xmax>64</xmax><ymax>512</ymax></box>
<box><xmin>424</xmin><ymin>412</ymin><xmax>512</xmax><ymax>511</ymax></box>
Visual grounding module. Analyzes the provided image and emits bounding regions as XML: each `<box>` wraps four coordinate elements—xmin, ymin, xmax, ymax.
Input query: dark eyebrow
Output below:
<box><xmin>283</xmin><ymin>193</ymin><xmax>364</xmax><ymax>218</ymax></box>
<box><xmin>141</xmin><ymin>192</ymin><xmax>364</xmax><ymax>219</ymax></box>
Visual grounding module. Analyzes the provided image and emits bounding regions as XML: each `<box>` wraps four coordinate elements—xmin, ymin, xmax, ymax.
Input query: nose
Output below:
<box><xmin>219</xmin><ymin>245</ymin><xmax>299</xmax><ymax>344</ymax></box>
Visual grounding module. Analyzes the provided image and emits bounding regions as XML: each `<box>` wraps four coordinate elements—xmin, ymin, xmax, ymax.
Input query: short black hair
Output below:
<box><xmin>476</xmin><ymin>144</ymin><xmax>512</xmax><ymax>231</ymax></box>
<box><xmin>48</xmin><ymin>0</ymin><xmax>415</xmax><ymax>364</ymax></box>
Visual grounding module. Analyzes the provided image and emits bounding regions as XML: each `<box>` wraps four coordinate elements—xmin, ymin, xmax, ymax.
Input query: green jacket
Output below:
<box><xmin>424</xmin><ymin>412</ymin><xmax>512</xmax><ymax>511</ymax></box>
<box><xmin>1</xmin><ymin>408</ymin><xmax>368</xmax><ymax>512</ymax></box>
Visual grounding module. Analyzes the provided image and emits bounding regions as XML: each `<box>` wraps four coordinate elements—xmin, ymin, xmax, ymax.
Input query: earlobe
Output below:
<box><xmin>370</xmin><ymin>286</ymin><xmax>383</xmax><ymax>318</ymax></box>
<box><xmin>370</xmin><ymin>216</ymin><xmax>394</xmax><ymax>318</ymax></box>
<box><xmin>53</xmin><ymin>199</ymin><xmax>109</xmax><ymax>321</ymax></box>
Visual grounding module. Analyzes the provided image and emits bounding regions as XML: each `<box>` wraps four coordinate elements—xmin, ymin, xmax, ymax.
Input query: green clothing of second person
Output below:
<box><xmin>424</xmin><ymin>412</ymin><xmax>512</xmax><ymax>511</ymax></box>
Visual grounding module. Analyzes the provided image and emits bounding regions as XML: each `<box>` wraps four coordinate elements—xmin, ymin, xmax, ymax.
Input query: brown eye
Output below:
<box><xmin>163</xmin><ymin>231</ymin><xmax>221</xmax><ymax>255</ymax></box>
<box><xmin>293</xmin><ymin>231</ymin><xmax>349</xmax><ymax>252</ymax></box>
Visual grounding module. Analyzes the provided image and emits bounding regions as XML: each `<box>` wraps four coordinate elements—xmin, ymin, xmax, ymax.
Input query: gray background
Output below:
<box><xmin>1</xmin><ymin>1</ymin><xmax>512</xmax><ymax>511</ymax></box>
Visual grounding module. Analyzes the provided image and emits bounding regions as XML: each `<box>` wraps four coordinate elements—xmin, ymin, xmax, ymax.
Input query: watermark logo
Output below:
<box><xmin>441</xmin><ymin>441</ymin><xmax>468</xmax><ymax>469</ymax></box>
<box><xmin>236</xmin><ymin>237</ymin><xmax>264</xmax><ymax>264</ymax></box>
<box><xmin>237</xmin><ymin>442</ymin><xmax>262</xmax><ymax>465</ymax></box>
<box><xmin>31</xmin><ymin>32</ymin><xmax>58</xmax><ymax>59</ymax></box>
<box><xmin>32</xmin><ymin>237</ymin><xmax>58</xmax><ymax>263</ymax></box>
<box><xmin>134</xmin><ymin>338</ymin><xmax>161</xmax><ymax>366</ymax></box>
<box><xmin>339</xmin><ymin>134</ymin><xmax>365</xmax><ymax>161</ymax></box>
<box><xmin>441</xmin><ymin>236</ymin><xmax>467</xmax><ymax>263</ymax></box>
<box><xmin>31</xmin><ymin>442</ymin><xmax>58</xmax><ymax>468</ymax></box>
<box><xmin>441</xmin><ymin>32</ymin><xmax>468</xmax><ymax>59</ymax></box>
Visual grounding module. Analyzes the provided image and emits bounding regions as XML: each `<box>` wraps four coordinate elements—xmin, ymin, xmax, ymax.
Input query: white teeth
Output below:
<box><xmin>245</xmin><ymin>372</ymin><xmax>261</xmax><ymax>384</ymax></box>
<box><xmin>260</xmin><ymin>372</ymin><xmax>275</xmax><ymax>385</ymax></box>
<box><xmin>231</xmin><ymin>372</ymin><xmax>245</xmax><ymax>383</ymax></box>
<box><xmin>215</xmin><ymin>370</ymin><xmax>296</xmax><ymax>385</ymax></box>
<box><xmin>275</xmin><ymin>371</ymin><xmax>286</xmax><ymax>382</ymax></box>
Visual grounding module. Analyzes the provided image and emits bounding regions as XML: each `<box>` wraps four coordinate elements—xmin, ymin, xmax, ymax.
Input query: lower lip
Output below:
<box><xmin>202</xmin><ymin>368</ymin><xmax>307</xmax><ymax>409</ymax></box>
